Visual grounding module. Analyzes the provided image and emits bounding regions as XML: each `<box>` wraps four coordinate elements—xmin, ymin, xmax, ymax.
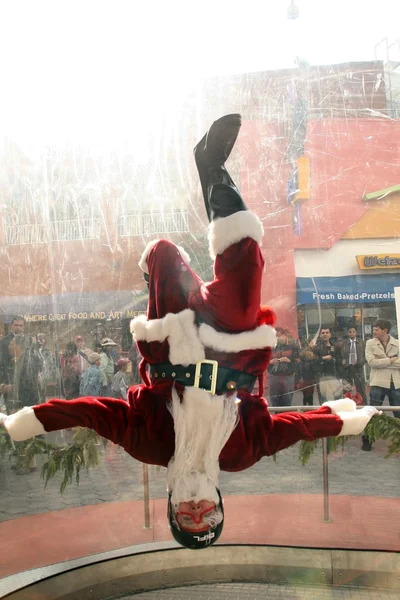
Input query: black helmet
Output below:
<box><xmin>167</xmin><ymin>489</ymin><xmax>224</xmax><ymax>550</ymax></box>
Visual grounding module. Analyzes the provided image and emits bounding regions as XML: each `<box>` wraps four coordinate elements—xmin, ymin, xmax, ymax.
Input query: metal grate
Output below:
<box><xmin>4</xmin><ymin>218</ymin><xmax>102</xmax><ymax>245</ymax></box>
<box><xmin>119</xmin><ymin>211</ymin><xmax>189</xmax><ymax>237</ymax></box>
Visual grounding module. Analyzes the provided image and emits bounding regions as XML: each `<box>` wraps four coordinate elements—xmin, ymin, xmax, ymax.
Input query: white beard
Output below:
<box><xmin>167</xmin><ymin>386</ymin><xmax>239</xmax><ymax>507</ymax></box>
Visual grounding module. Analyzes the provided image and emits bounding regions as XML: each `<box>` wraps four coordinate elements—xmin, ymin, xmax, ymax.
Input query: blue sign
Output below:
<box><xmin>297</xmin><ymin>274</ymin><xmax>400</xmax><ymax>305</ymax></box>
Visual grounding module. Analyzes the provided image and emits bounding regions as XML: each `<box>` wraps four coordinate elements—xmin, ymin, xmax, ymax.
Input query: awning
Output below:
<box><xmin>297</xmin><ymin>274</ymin><xmax>400</xmax><ymax>305</ymax></box>
<box><xmin>0</xmin><ymin>290</ymin><xmax>148</xmax><ymax>322</ymax></box>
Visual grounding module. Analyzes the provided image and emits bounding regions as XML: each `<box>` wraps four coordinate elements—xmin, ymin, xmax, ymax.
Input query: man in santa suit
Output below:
<box><xmin>0</xmin><ymin>114</ymin><xmax>380</xmax><ymax>550</ymax></box>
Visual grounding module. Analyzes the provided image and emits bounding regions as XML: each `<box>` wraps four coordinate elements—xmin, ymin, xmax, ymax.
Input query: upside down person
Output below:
<box><xmin>0</xmin><ymin>114</ymin><xmax>380</xmax><ymax>550</ymax></box>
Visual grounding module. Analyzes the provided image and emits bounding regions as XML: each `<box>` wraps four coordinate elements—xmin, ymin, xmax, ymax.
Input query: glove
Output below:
<box><xmin>337</xmin><ymin>406</ymin><xmax>382</xmax><ymax>437</ymax></box>
<box><xmin>323</xmin><ymin>398</ymin><xmax>356</xmax><ymax>414</ymax></box>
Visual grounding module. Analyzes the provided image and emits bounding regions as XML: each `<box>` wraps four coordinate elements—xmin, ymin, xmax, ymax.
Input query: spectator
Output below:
<box><xmin>342</xmin><ymin>380</ymin><xmax>364</xmax><ymax>407</ymax></box>
<box><xmin>80</xmin><ymin>352</ymin><xmax>102</xmax><ymax>397</ymax></box>
<box><xmin>75</xmin><ymin>336</ymin><xmax>94</xmax><ymax>373</ymax></box>
<box><xmin>297</xmin><ymin>340</ymin><xmax>319</xmax><ymax>406</ymax></box>
<box><xmin>0</xmin><ymin>316</ymin><xmax>25</xmax><ymax>405</ymax></box>
<box><xmin>362</xmin><ymin>319</ymin><xmax>400</xmax><ymax>451</ymax></box>
<box><xmin>314</xmin><ymin>327</ymin><xmax>342</xmax><ymax>403</ymax></box>
<box><xmin>60</xmin><ymin>342</ymin><xmax>81</xmax><ymax>400</ymax></box>
<box><xmin>0</xmin><ymin>335</ymin><xmax>42</xmax><ymax>414</ymax></box>
<box><xmin>129</xmin><ymin>342</ymin><xmax>141</xmax><ymax>385</ymax></box>
<box><xmin>111</xmin><ymin>358</ymin><xmax>130</xmax><ymax>401</ymax></box>
<box><xmin>338</xmin><ymin>326</ymin><xmax>366</xmax><ymax>403</ymax></box>
<box><xmin>99</xmin><ymin>337</ymin><xmax>118</xmax><ymax>396</ymax></box>
<box><xmin>268</xmin><ymin>327</ymin><xmax>299</xmax><ymax>409</ymax></box>
<box><xmin>35</xmin><ymin>333</ymin><xmax>57</xmax><ymax>402</ymax></box>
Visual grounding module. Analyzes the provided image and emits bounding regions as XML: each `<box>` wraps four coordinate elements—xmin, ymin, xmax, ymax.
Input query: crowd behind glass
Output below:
<box><xmin>0</xmin><ymin>316</ymin><xmax>142</xmax><ymax>417</ymax></box>
<box><xmin>1</xmin><ymin>314</ymin><xmax>399</xmax><ymax>452</ymax></box>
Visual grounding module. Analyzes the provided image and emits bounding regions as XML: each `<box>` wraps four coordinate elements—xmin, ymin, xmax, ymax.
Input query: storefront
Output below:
<box><xmin>0</xmin><ymin>289</ymin><xmax>148</xmax><ymax>354</ymax></box>
<box><xmin>297</xmin><ymin>273</ymin><xmax>400</xmax><ymax>342</ymax></box>
<box><xmin>295</xmin><ymin>242</ymin><xmax>400</xmax><ymax>343</ymax></box>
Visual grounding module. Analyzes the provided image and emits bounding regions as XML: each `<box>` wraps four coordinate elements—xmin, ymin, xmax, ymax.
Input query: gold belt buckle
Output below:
<box><xmin>194</xmin><ymin>360</ymin><xmax>218</xmax><ymax>395</ymax></box>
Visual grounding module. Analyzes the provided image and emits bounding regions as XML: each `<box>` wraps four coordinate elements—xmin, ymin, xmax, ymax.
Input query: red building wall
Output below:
<box><xmin>297</xmin><ymin>119</ymin><xmax>400</xmax><ymax>249</ymax></box>
<box><xmin>1</xmin><ymin>114</ymin><xmax>400</xmax><ymax>340</ymax></box>
<box><xmin>240</xmin><ymin>118</ymin><xmax>400</xmax><ymax>335</ymax></box>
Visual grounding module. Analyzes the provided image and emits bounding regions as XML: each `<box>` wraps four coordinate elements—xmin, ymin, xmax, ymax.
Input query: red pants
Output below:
<box><xmin>145</xmin><ymin>238</ymin><xmax>264</xmax><ymax>333</ymax></box>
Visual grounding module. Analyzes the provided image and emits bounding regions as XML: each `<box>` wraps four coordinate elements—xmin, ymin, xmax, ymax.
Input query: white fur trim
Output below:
<box><xmin>176</xmin><ymin>245</ymin><xmax>191</xmax><ymax>265</ymax></box>
<box><xmin>3</xmin><ymin>407</ymin><xmax>46</xmax><ymax>442</ymax></box>
<box><xmin>130</xmin><ymin>314</ymin><xmax>166</xmax><ymax>342</ymax></box>
<box><xmin>138</xmin><ymin>240</ymin><xmax>160</xmax><ymax>273</ymax></box>
<box><xmin>138</xmin><ymin>240</ymin><xmax>190</xmax><ymax>274</ymax></box>
<box><xmin>130</xmin><ymin>314</ymin><xmax>148</xmax><ymax>338</ymax></box>
<box><xmin>199</xmin><ymin>323</ymin><xmax>277</xmax><ymax>352</ymax></box>
<box><xmin>337</xmin><ymin>406</ymin><xmax>381</xmax><ymax>437</ymax></box>
<box><xmin>209</xmin><ymin>211</ymin><xmax>264</xmax><ymax>258</ymax></box>
<box><xmin>323</xmin><ymin>399</ymin><xmax>356</xmax><ymax>415</ymax></box>
<box><xmin>163</xmin><ymin>311</ymin><xmax>205</xmax><ymax>365</ymax></box>
<box><xmin>130</xmin><ymin>309</ymin><xmax>205</xmax><ymax>366</ymax></box>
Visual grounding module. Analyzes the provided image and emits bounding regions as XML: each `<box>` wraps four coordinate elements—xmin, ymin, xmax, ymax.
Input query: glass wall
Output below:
<box><xmin>0</xmin><ymin>0</ymin><xmax>399</xmax><ymax>590</ymax></box>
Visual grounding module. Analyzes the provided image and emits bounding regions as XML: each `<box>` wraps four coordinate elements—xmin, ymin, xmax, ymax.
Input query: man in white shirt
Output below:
<box><xmin>362</xmin><ymin>319</ymin><xmax>400</xmax><ymax>450</ymax></box>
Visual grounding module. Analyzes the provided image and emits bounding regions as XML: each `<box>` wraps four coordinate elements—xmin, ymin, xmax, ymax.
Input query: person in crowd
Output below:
<box><xmin>60</xmin><ymin>342</ymin><xmax>81</xmax><ymax>400</ymax></box>
<box><xmin>0</xmin><ymin>114</ymin><xmax>380</xmax><ymax>550</ymax></box>
<box><xmin>339</xmin><ymin>326</ymin><xmax>366</xmax><ymax>403</ymax></box>
<box><xmin>99</xmin><ymin>337</ymin><xmax>118</xmax><ymax>396</ymax></box>
<box><xmin>75</xmin><ymin>336</ymin><xmax>94</xmax><ymax>374</ymax></box>
<box><xmin>314</xmin><ymin>327</ymin><xmax>342</xmax><ymax>403</ymax></box>
<box><xmin>80</xmin><ymin>352</ymin><xmax>102</xmax><ymax>397</ymax></box>
<box><xmin>35</xmin><ymin>333</ymin><xmax>57</xmax><ymax>402</ymax></box>
<box><xmin>297</xmin><ymin>338</ymin><xmax>319</xmax><ymax>406</ymax></box>
<box><xmin>0</xmin><ymin>316</ymin><xmax>25</xmax><ymax>407</ymax></box>
<box><xmin>0</xmin><ymin>335</ymin><xmax>42</xmax><ymax>414</ymax></box>
<box><xmin>361</xmin><ymin>319</ymin><xmax>400</xmax><ymax>451</ymax></box>
<box><xmin>129</xmin><ymin>342</ymin><xmax>141</xmax><ymax>385</ymax></box>
<box><xmin>111</xmin><ymin>358</ymin><xmax>130</xmax><ymax>401</ymax></box>
<box><xmin>268</xmin><ymin>327</ymin><xmax>299</xmax><ymax>409</ymax></box>
<box><xmin>342</xmin><ymin>380</ymin><xmax>364</xmax><ymax>407</ymax></box>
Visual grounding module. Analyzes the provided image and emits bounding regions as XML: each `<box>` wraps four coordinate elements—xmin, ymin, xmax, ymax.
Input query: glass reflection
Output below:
<box><xmin>1</xmin><ymin>0</ymin><xmax>399</xmax><ymax>582</ymax></box>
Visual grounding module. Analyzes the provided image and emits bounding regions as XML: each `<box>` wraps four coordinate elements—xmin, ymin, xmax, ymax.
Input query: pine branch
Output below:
<box><xmin>363</xmin><ymin>413</ymin><xmax>400</xmax><ymax>457</ymax></box>
<box><xmin>299</xmin><ymin>439</ymin><xmax>318</xmax><ymax>465</ymax></box>
<box><xmin>0</xmin><ymin>428</ymin><xmax>13</xmax><ymax>457</ymax></box>
<box><xmin>298</xmin><ymin>413</ymin><xmax>400</xmax><ymax>465</ymax></box>
<box><xmin>40</xmin><ymin>427</ymin><xmax>105</xmax><ymax>493</ymax></box>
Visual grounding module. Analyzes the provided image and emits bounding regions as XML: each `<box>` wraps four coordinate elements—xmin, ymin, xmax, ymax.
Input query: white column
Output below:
<box><xmin>395</xmin><ymin>287</ymin><xmax>400</xmax><ymax>335</ymax></box>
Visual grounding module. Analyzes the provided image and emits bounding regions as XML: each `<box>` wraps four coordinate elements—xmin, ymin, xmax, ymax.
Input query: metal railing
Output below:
<box><xmin>119</xmin><ymin>211</ymin><xmax>189</xmax><ymax>237</ymax></box>
<box><xmin>3</xmin><ymin>218</ymin><xmax>102</xmax><ymax>245</ymax></box>
<box><xmin>4</xmin><ymin>223</ymin><xmax>47</xmax><ymax>245</ymax></box>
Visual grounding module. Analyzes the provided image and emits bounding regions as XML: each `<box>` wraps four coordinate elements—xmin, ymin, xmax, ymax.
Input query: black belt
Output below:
<box><xmin>149</xmin><ymin>360</ymin><xmax>256</xmax><ymax>395</ymax></box>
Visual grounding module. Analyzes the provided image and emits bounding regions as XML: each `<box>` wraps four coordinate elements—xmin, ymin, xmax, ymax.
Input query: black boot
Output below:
<box><xmin>194</xmin><ymin>114</ymin><xmax>247</xmax><ymax>222</ymax></box>
<box><xmin>361</xmin><ymin>436</ymin><xmax>372</xmax><ymax>451</ymax></box>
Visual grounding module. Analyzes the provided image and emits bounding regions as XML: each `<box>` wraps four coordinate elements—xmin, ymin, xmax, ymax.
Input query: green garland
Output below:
<box><xmin>1</xmin><ymin>414</ymin><xmax>399</xmax><ymax>492</ymax></box>
<box><xmin>0</xmin><ymin>427</ymin><xmax>107</xmax><ymax>492</ymax></box>
<box><xmin>298</xmin><ymin>413</ymin><xmax>400</xmax><ymax>464</ymax></box>
<box><xmin>41</xmin><ymin>428</ymin><xmax>107</xmax><ymax>493</ymax></box>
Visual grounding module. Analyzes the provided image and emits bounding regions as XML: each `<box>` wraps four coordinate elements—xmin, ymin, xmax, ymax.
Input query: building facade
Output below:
<box><xmin>1</xmin><ymin>60</ymin><xmax>399</xmax><ymax>350</ymax></box>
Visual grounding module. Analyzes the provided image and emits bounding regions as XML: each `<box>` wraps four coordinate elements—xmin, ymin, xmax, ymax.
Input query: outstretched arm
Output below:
<box><xmin>260</xmin><ymin>399</ymin><xmax>380</xmax><ymax>457</ymax></box>
<box><xmin>265</xmin><ymin>405</ymin><xmax>342</xmax><ymax>456</ymax></box>
<box><xmin>0</xmin><ymin>396</ymin><xmax>133</xmax><ymax>447</ymax></box>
